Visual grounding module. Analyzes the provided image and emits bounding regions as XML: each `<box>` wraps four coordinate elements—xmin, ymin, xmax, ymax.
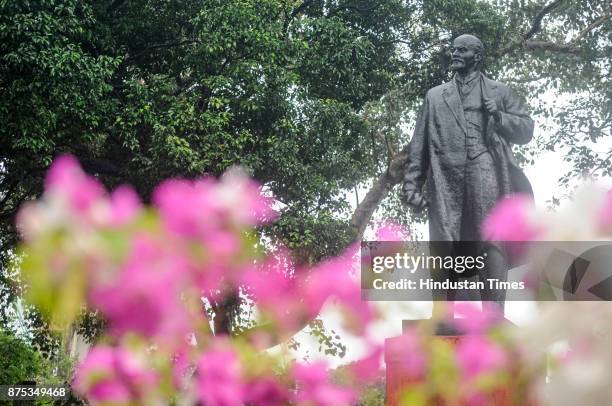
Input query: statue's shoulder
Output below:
<box><xmin>425</xmin><ymin>81</ymin><xmax>453</xmax><ymax>99</ymax></box>
<box><xmin>482</xmin><ymin>75</ymin><xmax>511</xmax><ymax>93</ymax></box>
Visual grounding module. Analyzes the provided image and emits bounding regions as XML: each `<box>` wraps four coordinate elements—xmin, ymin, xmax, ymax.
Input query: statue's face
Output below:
<box><xmin>450</xmin><ymin>37</ymin><xmax>482</xmax><ymax>73</ymax></box>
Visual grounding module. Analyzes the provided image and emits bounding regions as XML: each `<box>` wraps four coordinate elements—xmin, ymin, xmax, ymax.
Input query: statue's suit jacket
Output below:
<box><xmin>403</xmin><ymin>74</ymin><xmax>534</xmax><ymax>240</ymax></box>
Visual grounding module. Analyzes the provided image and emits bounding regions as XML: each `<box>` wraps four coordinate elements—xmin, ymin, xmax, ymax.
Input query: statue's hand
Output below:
<box><xmin>411</xmin><ymin>192</ymin><xmax>428</xmax><ymax>211</ymax></box>
<box><xmin>401</xmin><ymin>185</ymin><xmax>428</xmax><ymax>212</ymax></box>
<box><xmin>484</xmin><ymin>97</ymin><xmax>502</xmax><ymax>122</ymax></box>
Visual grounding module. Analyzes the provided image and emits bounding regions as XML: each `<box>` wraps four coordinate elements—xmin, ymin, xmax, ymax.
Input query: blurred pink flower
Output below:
<box><xmin>241</xmin><ymin>251</ymin><xmax>305</xmax><ymax>332</ymax></box>
<box><xmin>598</xmin><ymin>189</ymin><xmax>612</xmax><ymax>232</ymax></box>
<box><xmin>304</xmin><ymin>246</ymin><xmax>374</xmax><ymax>334</ymax></box>
<box><xmin>73</xmin><ymin>345</ymin><xmax>158</xmax><ymax>405</ymax></box>
<box><xmin>197</xmin><ymin>349</ymin><xmax>244</xmax><ymax>406</ymax></box>
<box><xmin>45</xmin><ymin>154</ymin><xmax>105</xmax><ymax>213</ymax></box>
<box><xmin>153</xmin><ymin>171</ymin><xmax>276</xmax><ymax>241</ymax></box>
<box><xmin>451</xmin><ymin>302</ymin><xmax>504</xmax><ymax>335</ymax></box>
<box><xmin>243</xmin><ymin>245</ymin><xmax>374</xmax><ymax>336</ymax></box>
<box><xmin>16</xmin><ymin>201</ymin><xmax>50</xmax><ymax>241</ymax></box>
<box><xmin>206</xmin><ymin>230</ymin><xmax>241</xmax><ymax>259</ymax></box>
<box><xmin>349</xmin><ymin>345</ymin><xmax>383</xmax><ymax>383</ymax></box>
<box><xmin>385</xmin><ymin>328</ymin><xmax>426</xmax><ymax>379</ymax></box>
<box><xmin>190</xmin><ymin>261</ymin><xmax>232</xmax><ymax>301</ymax></box>
<box><xmin>293</xmin><ymin>361</ymin><xmax>355</xmax><ymax>406</ymax></box>
<box><xmin>483</xmin><ymin>194</ymin><xmax>541</xmax><ymax>241</ymax></box>
<box><xmin>217</xmin><ymin>168</ymin><xmax>277</xmax><ymax>225</ymax></box>
<box><xmin>456</xmin><ymin>336</ymin><xmax>508</xmax><ymax>380</ymax></box>
<box><xmin>108</xmin><ymin>185</ymin><xmax>142</xmax><ymax>226</ymax></box>
<box><xmin>374</xmin><ymin>220</ymin><xmax>410</xmax><ymax>241</ymax></box>
<box><xmin>303</xmin><ymin>255</ymin><xmax>353</xmax><ymax>316</ymax></box>
<box><xmin>243</xmin><ymin>378</ymin><xmax>289</xmax><ymax>406</ymax></box>
<box><xmin>89</xmin><ymin>235</ymin><xmax>191</xmax><ymax>339</ymax></box>
<box><xmin>171</xmin><ymin>346</ymin><xmax>191</xmax><ymax>388</ymax></box>
<box><xmin>153</xmin><ymin>178</ymin><xmax>219</xmax><ymax>239</ymax></box>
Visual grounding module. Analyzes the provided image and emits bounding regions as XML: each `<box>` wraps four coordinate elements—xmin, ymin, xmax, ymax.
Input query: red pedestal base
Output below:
<box><xmin>384</xmin><ymin>334</ymin><xmax>532</xmax><ymax>406</ymax></box>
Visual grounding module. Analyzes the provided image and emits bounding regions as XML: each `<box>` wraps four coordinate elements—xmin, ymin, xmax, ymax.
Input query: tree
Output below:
<box><xmin>1</xmin><ymin>0</ymin><xmax>610</xmax><ymax>345</ymax></box>
<box><xmin>0</xmin><ymin>329</ymin><xmax>50</xmax><ymax>385</ymax></box>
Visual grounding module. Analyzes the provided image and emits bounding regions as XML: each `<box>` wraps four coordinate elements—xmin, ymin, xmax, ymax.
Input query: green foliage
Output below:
<box><xmin>332</xmin><ymin>363</ymin><xmax>385</xmax><ymax>405</ymax></box>
<box><xmin>75</xmin><ymin>311</ymin><xmax>107</xmax><ymax>344</ymax></box>
<box><xmin>0</xmin><ymin>0</ymin><xmax>406</xmax><ymax>244</ymax></box>
<box><xmin>0</xmin><ymin>0</ymin><xmax>414</xmax><ymax>342</ymax></box>
<box><xmin>0</xmin><ymin>0</ymin><xmax>609</xmax><ymax>349</ymax></box>
<box><xmin>308</xmin><ymin>318</ymin><xmax>347</xmax><ymax>358</ymax></box>
<box><xmin>0</xmin><ymin>329</ymin><xmax>49</xmax><ymax>385</ymax></box>
<box><xmin>356</xmin><ymin>380</ymin><xmax>386</xmax><ymax>406</ymax></box>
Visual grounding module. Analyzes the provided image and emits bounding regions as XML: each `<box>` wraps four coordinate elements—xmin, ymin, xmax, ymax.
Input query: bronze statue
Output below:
<box><xmin>401</xmin><ymin>34</ymin><xmax>534</xmax><ymax>310</ymax></box>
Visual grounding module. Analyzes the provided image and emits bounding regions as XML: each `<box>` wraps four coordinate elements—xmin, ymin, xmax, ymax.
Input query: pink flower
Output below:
<box><xmin>243</xmin><ymin>378</ymin><xmax>289</xmax><ymax>406</ymax></box>
<box><xmin>456</xmin><ymin>336</ymin><xmax>508</xmax><ymax>380</ymax></box>
<box><xmin>197</xmin><ymin>349</ymin><xmax>244</xmax><ymax>406</ymax></box>
<box><xmin>45</xmin><ymin>155</ymin><xmax>105</xmax><ymax>213</ymax></box>
<box><xmin>108</xmin><ymin>185</ymin><xmax>142</xmax><ymax>226</ymax></box>
<box><xmin>241</xmin><ymin>252</ymin><xmax>305</xmax><ymax>333</ymax></box>
<box><xmin>451</xmin><ymin>303</ymin><xmax>504</xmax><ymax>335</ymax></box>
<box><xmin>153</xmin><ymin>171</ymin><xmax>276</xmax><ymax>241</ymax></box>
<box><xmin>206</xmin><ymin>230</ymin><xmax>241</xmax><ymax>258</ymax></box>
<box><xmin>73</xmin><ymin>345</ymin><xmax>158</xmax><ymax>405</ymax></box>
<box><xmin>292</xmin><ymin>362</ymin><xmax>355</xmax><ymax>406</ymax></box>
<box><xmin>304</xmin><ymin>247</ymin><xmax>374</xmax><ymax>334</ymax></box>
<box><xmin>217</xmin><ymin>168</ymin><xmax>277</xmax><ymax>225</ymax></box>
<box><xmin>89</xmin><ymin>235</ymin><xmax>191</xmax><ymax>339</ymax></box>
<box><xmin>374</xmin><ymin>220</ymin><xmax>410</xmax><ymax>241</ymax></box>
<box><xmin>16</xmin><ymin>201</ymin><xmax>50</xmax><ymax>241</ymax></box>
<box><xmin>153</xmin><ymin>178</ymin><xmax>220</xmax><ymax>239</ymax></box>
<box><xmin>385</xmin><ymin>329</ymin><xmax>426</xmax><ymax>379</ymax></box>
<box><xmin>483</xmin><ymin>194</ymin><xmax>541</xmax><ymax>241</ymax></box>
<box><xmin>242</xmin><ymin>244</ymin><xmax>374</xmax><ymax>336</ymax></box>
<box><xmin>349</xmin><ymin>345</ymin><xmax>383</xmax><ymax>383</ymax></box>
<box><xmin>171</xmin><ymin>346</ymin><xmax>191</xmax><ymax>388</ymax></box>
<box><xmin>301</xmin><ymin>256</ymin><xmax>350</xmax><ymax>318</ymax></box>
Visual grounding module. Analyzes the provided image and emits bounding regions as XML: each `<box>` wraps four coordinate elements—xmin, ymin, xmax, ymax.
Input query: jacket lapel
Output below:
<box><xmin>480</xmin><ymin>74</ymin><xmax>499</xmax><ymax>103</ymax></box>
<box><xmin>441</xmin><ymin>81</ymin><xmax>467</xmax><ymax>136</ymax></box>
<box><xmin>479</xmin><ymin>74</ymin><xmax>500</xmax><ymax>140</ymax></box>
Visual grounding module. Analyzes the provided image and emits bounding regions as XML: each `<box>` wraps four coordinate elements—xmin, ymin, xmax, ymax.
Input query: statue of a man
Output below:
<box><xmin>401</xmin><ymin>34</ymin><xmax>534</xmax><ymax>310</ymax></box>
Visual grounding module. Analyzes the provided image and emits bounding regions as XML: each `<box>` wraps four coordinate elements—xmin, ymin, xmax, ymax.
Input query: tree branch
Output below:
<box><xmin>124</xmin><ymin>39</ymin><xmax>200</xmax><ymax>63</ymax></box>
<box><xmin>211</xmin><ymin>297</ymin><xmax>233</xmax><ymax>335</ymax></box>
<box><xmin>571</xmin><ymin>10</ymin><xmax>610</xmax><ymax>43</ymax></box>
<box><xmin>522</xmin><ymin>0</ymin><xmax>564</xmax><ymax>41</ymax></box>
<box><xmin>500</xmin><ymin>0</ymin><xmax>564</xmax><ymax>54</ymax></box>
<box><xmin>284</xmin><ymin>0</ymin><xmax>317</xmax><ymax>31</ymax></box>
<box><xmin>327</xmin><ymin>3</ymin><xmax>381</xmax><ymax>18</ymax></box>
<box><xmin>500</xmin><ymin>1</ymin><xmax>610</xmax><ymax>58</ymax></box>
<box><xmin>523</xmin><ymin>40</ymin><xmax>583</xmax><ymax>54</ymax></box>
<box><xmin>349</xmin><ymin>148</ymin><xmax>408</xmax><ymax>242</ymax></box>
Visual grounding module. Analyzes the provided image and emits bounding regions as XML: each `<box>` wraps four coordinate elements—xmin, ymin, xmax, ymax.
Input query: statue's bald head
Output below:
<box><xmin>451</xmin><ymin>34</ymin><xmax>485</xmax><ymax>73</ymax></box>
<box><xmin>454</xmin><ymin>34</ymin><xmax>484</xmax><ymax>55</ymax></box>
